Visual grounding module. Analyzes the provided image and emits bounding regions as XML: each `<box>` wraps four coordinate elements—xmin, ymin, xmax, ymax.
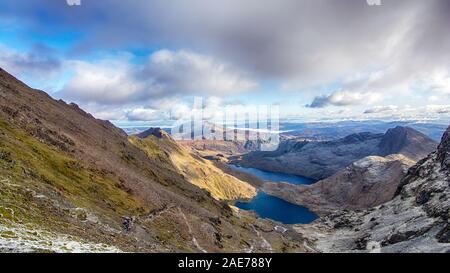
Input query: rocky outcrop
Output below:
<box><xmin>263</xmin><ymin>154</ymin><xmax>415</xmax><ymax>215</ymax></box>
<box><xmin>437</xmin><ymin>126</ymin><xmax>450</xmax><ymax>169</ymax></box>
<box><xmin>238</xmin><ymin>127</ymin><xmax>437</xmax><ymax>180</ymax></box>
<box><xmin>298</xmin><ymin>125</ymin><xmax>450</xmax><ymax>253</ymax></box>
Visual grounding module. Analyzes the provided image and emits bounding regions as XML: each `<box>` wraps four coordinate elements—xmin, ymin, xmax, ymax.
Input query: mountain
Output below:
<box><xmin>237</xmin><ymin>127</ymin><xmax>438</xmax><ymax>180</ymax></box>
<box><xmin>263</xmin><ymin>154</ymin><xmax>415</xmax><ymax>215</ymax></box>
<box><xmin>299</xmin><ymin>125</ymin><xmax>450</xmax><ymax>253</ymax></box>
<box><xmin>179</xmin><ymin>139</ymin><xmax>258</xmax><ymax>157</ymax></box>
<box><xmin>378</xmin><ymin>126</ymin><xmax>438</xmax><ymax>160</ymax></box>
<box><xmin>131</xmin><ymin>128</ymin><xmax>256</xmax><ymax>201</ymax></box>
<box><xmin>279</xmin><ymin>120</ymin><xmax>448</xmax><ymax>142</ymax></box>
<box><xmin>0</xmin><ymin>67</ymin><xmax>308</xmax><ymax>253</ymax></box>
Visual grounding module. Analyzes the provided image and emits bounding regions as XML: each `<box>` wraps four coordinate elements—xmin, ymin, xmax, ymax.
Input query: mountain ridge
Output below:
<box><xmin>131</xmin><ymin>127</ymin><xmax>257</xmax><ymax>201</ymax></box>
<box><xmin>237</xmin><ymin>126</ymin><xmax>438</xmax><ymax>180</ymax></box>
<box><xmin>0</xmin><ymin>67</ymin><xmax>308</xmax><ymax>253</ymax></box>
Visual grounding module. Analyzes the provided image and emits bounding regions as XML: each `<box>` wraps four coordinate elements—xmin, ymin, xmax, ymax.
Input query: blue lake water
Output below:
<box><xmin>232</xmin><ymin>165</ymin><xmax>318</xmax><ymax>224</ymax></box>
<box><xmin>230</xmin><ymin>165</ymin><xmax>316</xmax><ymax>185</ymax></box>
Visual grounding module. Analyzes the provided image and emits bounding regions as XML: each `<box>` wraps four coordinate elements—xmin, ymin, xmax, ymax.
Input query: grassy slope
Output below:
<box><xmin>0</xmin><ymin>119</ymin><xmax>153</xmax><ymax>252</ymax></box>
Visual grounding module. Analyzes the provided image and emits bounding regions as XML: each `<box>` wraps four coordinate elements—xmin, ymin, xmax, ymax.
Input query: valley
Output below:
<box><xmin>0</xmin><ymin>67</ymin><xmax>311</xmax><ymax>253</ymax></box>
<box><xmin>0</xmin><ymin>67</ymin><xmax>449</xmax><ymax>253</ymax></box>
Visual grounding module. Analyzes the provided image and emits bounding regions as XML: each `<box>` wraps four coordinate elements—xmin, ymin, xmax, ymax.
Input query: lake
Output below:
<box><xmin>230</xmin><ymin>165</ymin><xmax>316</xmax><ymax>185</ymax></box>
<box><xmin>232</xmin><ymin>165</ymin><xmax>318</xmax><ymax>224</ymax></box>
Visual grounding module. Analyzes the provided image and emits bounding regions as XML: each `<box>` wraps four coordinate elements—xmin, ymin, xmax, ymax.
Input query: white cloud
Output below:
<box><xmin>59</xmin><ymin>49</ymin><xmax>257</xmax><ymax>105</ymax></box>
<box><xmin>364</xmin><ymin>105</ymin><xmax>398</xmax><ymax>114</ymax></box>
<box><xmin>125</xmin><ymin>108</ymin><xmax>163</xmax><ymax>121</ymax></box>
<box><xmin>61</xmin><ymin>57</ymin><xmax>145</xmax><ymax>104</ymax></box>
<box><xmin>143</xmin><ymin>49</ymin><xmax>258</xmax><ymax>96</ymax></box>
<box><xmin>306</xmin><ymin>90</ymin><xmax>382</xmax><ymax>108</ymax></box>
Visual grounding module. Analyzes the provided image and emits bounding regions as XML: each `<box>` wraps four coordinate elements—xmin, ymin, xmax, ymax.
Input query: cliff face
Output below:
<box><xmin>238</xmin><ymin>128</ymin><xmax>437</xmax><ymax>180</ymax></box>
<box><xmin>0</xmin><ymin>67</ymin><xmax>308</xmax><ymax>253</ymax></box>
<box><xmin>299</xmin><ymin>126</ymin><xmax>450</xmax><ymax>253</ymax></box>
<box><xmin>437</xmin><ymin>127</ymin><xmax>450</xmax><ymax>169</ymax></box>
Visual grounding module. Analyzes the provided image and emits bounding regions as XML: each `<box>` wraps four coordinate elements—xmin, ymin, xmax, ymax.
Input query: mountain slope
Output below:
<box><xmin>378</xmin><ymin>126</ymin><xmax>438</xmax><ymax>160</ymax></box>
<box><xmin>0</xmin><ymin>67</ymin><xmax>307</xmax><ymax>253</ymax></box>
<box><xmin>263</xmin><ymin>154</ymin><xmax>415</xmax><ymax>215</ymax></box>
<box><xmin>298</xmin><ymin>125</ymin><xmax>450</xmax><ymax>253</ymax></box>
<box><xmin>237</xmin><ymin>128</ymin><xmax>437</xmax><ymax>180</ymax></box>
<box><xmin>130</xmin><ymin>128</ymin><xmax>256</xmax><ymax>201</ymax></box>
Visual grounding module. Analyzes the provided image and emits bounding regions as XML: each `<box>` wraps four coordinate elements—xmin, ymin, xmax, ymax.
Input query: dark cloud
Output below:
<box><xmin>306</xmin><ymin>90</ymin><xmax>381</xmax><ymax>108</ymax></box>
<box><xmin>3</xmin><ymin>0</ymin><xmax>449</xmax><ymax>89</ymax></box>
<box><xmin>59</xmin><ymin>49</ymin><xmax>256</xmax><ymax>105</ymax></box>
<box><xmin>305</xmin><ymin>96</ymin><xmax>332</xmax><ymax>108</ymax></box>
<box><xmin>2</xmin><ymin>0</ymin><xmax>450</xmax><ymax>120</ymax></box>
<box><xmin>0</xmin><ymin>43</ymin><xmax>61</xmax><ymax>76</ymax></box>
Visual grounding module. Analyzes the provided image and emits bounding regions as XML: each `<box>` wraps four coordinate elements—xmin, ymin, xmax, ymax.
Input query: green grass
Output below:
<box><xmin>0</xmin><ymin>118</ymin><xmax>149</xmax><ymax>235</ymax></box>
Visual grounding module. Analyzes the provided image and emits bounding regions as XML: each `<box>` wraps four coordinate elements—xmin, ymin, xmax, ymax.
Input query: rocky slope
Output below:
<box><xmin>237</xmin><ymin>128</ymin><xmax>437</xmax><ymax>180</ymax></box>
<box><xmin>297</xmin><ymin>126</ymin><xmax>450</xmax><ymax>253</ymax></box>
<box><xmin>0</xmin><ymin>67</ymin><xmax>309</xmax><ymax>253</ymax></box>
<box><xmin>263</xmin><ymin>154</ymin><xmax>415</xmax><ymax>215</ymax></box>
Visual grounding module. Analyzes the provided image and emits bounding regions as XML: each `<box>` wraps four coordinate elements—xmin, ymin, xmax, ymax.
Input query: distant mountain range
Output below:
<box><xmin>279</xmin><ymin>120</ymin><xmax>449</xmax><ymax>142</ymax></box>
<box><xmin>236</xmin><ymin>126</ymin><xmax>438</xmax><ymax>180</ymax></box>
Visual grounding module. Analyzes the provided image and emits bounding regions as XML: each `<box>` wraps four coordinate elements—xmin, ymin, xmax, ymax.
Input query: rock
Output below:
<box><xmin>122</xmin><ymin>217</ymin><xmax>134</xmax><ymax>232</ymax></box>
<box><xmin>437</xmin><ymin>126</ymin><xmax>450</xmax><ymax>169</ymax></box>
<box><xmin>0</xmin><ymin>150</ymin><xmax>13</xmax><ymax>163</ymax></box>
<box><xmin>436</xmin><ymin>224</ymin><xmax>450</xmax><ymax>243</ymax></box>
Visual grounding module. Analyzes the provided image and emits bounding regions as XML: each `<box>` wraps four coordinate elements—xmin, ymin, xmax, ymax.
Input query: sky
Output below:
<box><xmin>0</xmin><ymin>0</ymin><xmax>450</xmax><ymax>124</ymax></box>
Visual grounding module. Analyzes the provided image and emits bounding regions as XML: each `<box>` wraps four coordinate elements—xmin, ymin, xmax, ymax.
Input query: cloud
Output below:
<box><xmin>358</xmin><ymin>104</ymin><xmax>450</xmax><ymax>121</ymax></box>
<box><xmin>60</xmin><ymin>56</ymin><xmax>144</xmax><ymax>104</ymax></box>
<box><xmin>0</xmin><ymin>43</ymin><xmax>61</xmax><ymax>77</ymax></box>
<box><xmin>426</xmin><ymin>105</ymin><xmax>450</xmax><ymax>115</ymax></box>
<box><xmin>125</xmin><ymin>108</ymin><xmax>163</xmax><ymax>121</ymax></box>
<box><xmin>2</xmin><ymin>0</ymin><xmax>450</xmax><ymax>122</ymax></box>
<box><xmin>4</xmin><ymin>0</ymin><xmax>450</xmax><ymax>90</ymax></box>
<box><xmin>59</xmin><ymin>49</ymin><xmax>257</xmax><ymax>105</ymax></box>
<box><xmin>364</xmin><ymin>105</ymin><xmax>398</xmax><ymax>114</ymax></box>
<box><xmin>306</xmin><ymin>90</ymin><xmax>381</xmax><ymax>108</ymax></box>
<box><xmin>140</xmin><ymin>49</ymin><xmax>257</xmax><ymax>96</ymax></box>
